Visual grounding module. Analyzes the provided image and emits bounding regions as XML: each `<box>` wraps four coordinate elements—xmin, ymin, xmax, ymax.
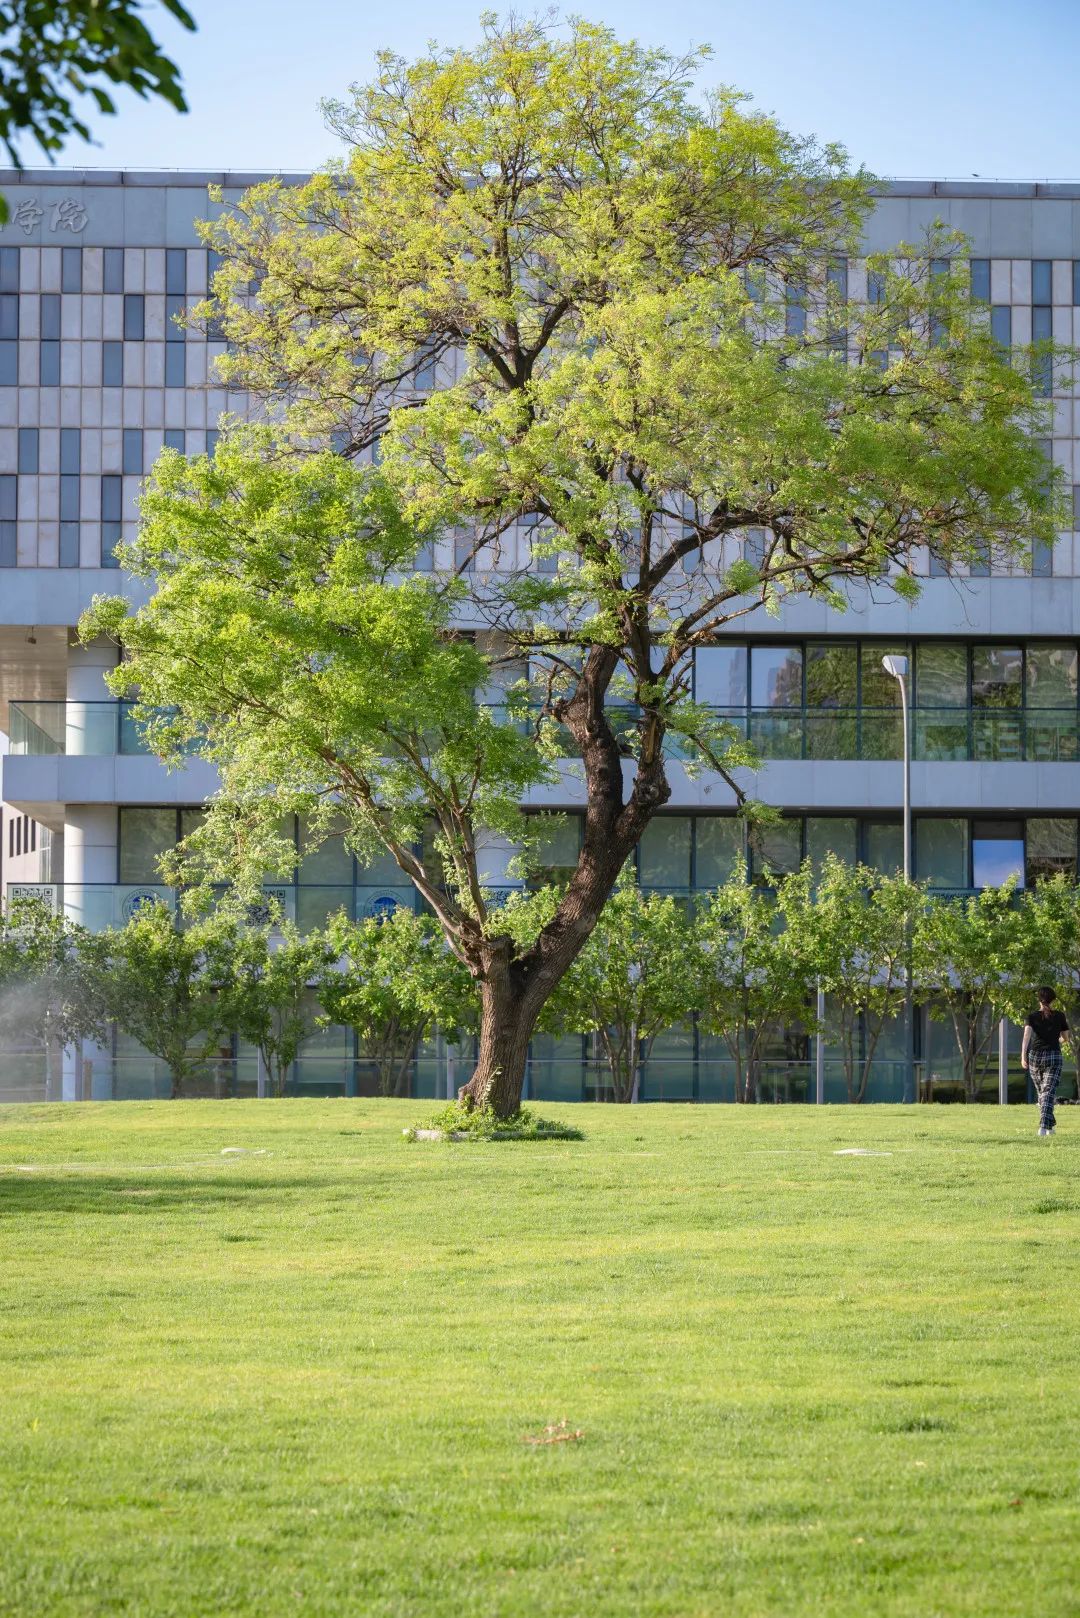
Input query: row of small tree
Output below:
<box><xmin>5</xmin><ymin>860</ymin><xmax>1080</xmax><ymax>1103</ymax></box>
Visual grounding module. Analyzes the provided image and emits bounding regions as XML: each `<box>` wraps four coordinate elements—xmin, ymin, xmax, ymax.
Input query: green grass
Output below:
<box><xmin>0</xmin><ymin>1101</ymin><xmax>1078</xmax><ymax>1618</ymax></box>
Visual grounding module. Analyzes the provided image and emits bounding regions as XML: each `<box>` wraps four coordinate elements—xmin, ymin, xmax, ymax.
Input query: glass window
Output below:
<box><xmin>102</xmin><ymin>340</ymin><xmax>122</xmax><ymax>387</ymax></box>
<box><xmin>806</xmin><ymin>817</ymin><xmax>858</xmax><ymax>871</ymax></box>
<box><xmin>205</xmin><ymin>429</ymin><xmax>219</xmax><ymax>457</ymax></box>
<box><xmin>40</xmin><ymin>293</ymin><xmax>60</xmax><ymax>339</ymax></box>
<box><xmin>972</xmin><ymin>820</ymin><xmax>1025</xmax><ymax>889</ymax></box>
<box><xmin>0</xmin><ymin>340</ymin><xmax>15</xmax><ymax>385</ymax></box>
<box><xmin>123</xmin><ymin>429</ymin><xmax>143</xmax><ymax>475</ymax></box>
<box><xmin>103</xmin><ymin>249</ymin><xmax>124</xmax><ymax>294</ymax></box>
<box><xmin>694</xmin><ymin>817</ymin><xmax>743</xmax><ymax>887</ymax></box>
<box><xmin>0</xmin><ymin>293</ymin><xmax>18</xmax><ymax>339</ymax></box>
<box><xmin>60</xmin><ymin>474</ymin><xmax>79</xmax><ymax>521</ymax></box>
<box><xmin>745</xmin><ymin>528</ymin><xmax>765</xmax><ymax>568</ymax></box>
<box><xmin>970</xmin><ymin>260</ymin><xmax>991</xmax><ymax>302</ymax></box>
<box><xmin>1073</xmin><ymin>486</ymin><xmax>1080</xmax><ymax>531</ymax></box>
<box><xmin>0</xmin><ymin>517</ymin><xmax>13</xmax><ymax>566</ymax></box>
<box><xmin>916</xmin><ymin>644</ymin><xmax>967</xmax><ymax>707</ymax></box>
<box><xmin>826</xmin><ymin>258</ymin><xmax>847</xmax><ymax>353</ymax></box>
<box><xmin>1032</xmin><ymin>260</ymin><xmax>1052</xmax><ymax>305</ymax></box>
<box><xmin>751</xmin><ymin>819</ymin><xmax>802</xmax><ymax>880</ymax></box>
<box><xmin>100</xmin><ymin>475</ymin><xmax>122</xmax><ymax>523</ymax></box>
<box><xmin>0</xmin><ymin>473</ymin><xmax>15</xmax><ymax>520</ymax></box>
<box><xmin>60</xmin><ymin>428</ymin><xmax>80</xmax><ymax>475</ymax></box>
<box><xmin>0</xmin><ymin>247</ymin><xmax>18</xmax><ymax>292</ymax></box>
<box><xmin>638</xmin><ymin>817</ymin><xmax>691</xmax><ymax>888</ymax></box>
<box><xmin>119</xmin><ymin>808</ymin><xmax>177</xmax><ymax>883</ymax></box>
<box><xmin>166</xmin><ymin>248</ymin><xmax>186</xmax><ymax>295</ymax></box>
<box><xmin>164</xmin><ymin>429</ymin><xmax>186</xmax><ymax>453</ymax></box>
<box><xmin>355</xmin><ymin>843</ymin><xmax>402</xmax><ymax>888</ymax></box>
<box><xmin>529</xmin><ymin>814</ymin><xmax>580</xmax><ymax>885</ymax></box>
<box><xmin>165</xmin><ymin>344</ymin><xmax>185</xmax><ymax>388</ymax></box>
<box><xmin>694</xmin><ymin>645</ymin><xmax>747</xmax><ymax>707</ymax></box>
<box><xmin>1074</xmin><ymin>262</ymin><xmax>1080</xmax><ymax>307</ymax></box>
<box><xmin>972</xmin><ymin>645</ymin><xmax>1022</xmax><ymax>707</ymax></box>
<box><xmin>1026</xmin><ymin>819</ymin><xmax>1077</xmax><ymax>885</ymax></box>
<box><xmin>1032</xmin><ymin>303</ymin><xmax>1052</xmax><ymax>397</ymax></box>
<box><xmin>867</xmin><ymin>269</ymin><xmax>886</xmax><ymax>304</ymax></box>
<box><xmin>59</xmin><ymin>523</ymin><xmax>78</xmax><ymax>568</ymax></box>
<box><xmin>867</xmin><ymin>820</ymin><xmax>906</xmax><ymax>880</ymax></box>
<box><xmin>1026</xmin><ymin>645</ymin><xmax>1077</xmax><ymax>708</ymax></box>
<box><xmin>750</xmin><ymin>646</ymin><xmax>802</xmax><ymax>708</ymax></box>
<box><xmin>917</xmin><ymin>818</ymin><xmax>968</xmax><ymax>890</ymax></box>
<box><xmin>805</xmin><ymin>643</ymin><xmax>857</xmax><ymax>708</ymax></box>
<box><xmin>990</xmin><ymin>305</ymin><xmax>1011</xmax><ymax>348</ymax></box>
<box><xmin>165</xmin><ymin>292</ymin><xmax>185</xmax><ymax>340</ymax></box>
<box><xmin>39</xmin><ymin>341</ymin><xmax>59</xmax><ymax>386</ymax></box>
<box><xmin>299</xmin><ymin>814</ymin><xmax>354</xmax><ymax>884</ymax></box>
<box><xmin>61</xmin><ymin>247</ymin><xmax>81</xmax><ymax>293</ymax></box>
<box><xmin>123</xmin><ymin>293</ymin><xmax>144</xmax><ymax>341</ymax></box>
<box><xmin>17</xmin><ymin>427</ymin><xmax>38</xmax><ymax>474</ymax></box>
<box><xmin>784</xmin><ymin>281</ymin><xmax>806</xmax><ymax>337</ymax></box>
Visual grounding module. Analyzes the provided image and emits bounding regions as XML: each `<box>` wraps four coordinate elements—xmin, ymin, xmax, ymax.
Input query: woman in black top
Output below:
<box><xmin>1021</xmin><ymin>986</ymin><xmax>1070</xmax><ymax>1136</ymax></box>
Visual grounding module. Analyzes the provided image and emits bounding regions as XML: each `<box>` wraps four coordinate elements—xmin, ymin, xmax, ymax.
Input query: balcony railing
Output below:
<box><xmin>9</xmin><ymin>699</ymin><xmax>1080</xmax><ymax>764</ymax></box>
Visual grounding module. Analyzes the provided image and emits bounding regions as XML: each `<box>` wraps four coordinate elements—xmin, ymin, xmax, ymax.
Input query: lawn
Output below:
<box><xmin>0</xmin><ymin>1101</ymin><xmax>1077</xmax><ymax>1618</ymax></box>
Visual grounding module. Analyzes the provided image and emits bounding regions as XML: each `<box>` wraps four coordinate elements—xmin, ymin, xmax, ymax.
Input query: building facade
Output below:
<box><xmin>2</xmin><ymin>169</ymin><xmax>1080</xmax><ymax>1102</ymax></box>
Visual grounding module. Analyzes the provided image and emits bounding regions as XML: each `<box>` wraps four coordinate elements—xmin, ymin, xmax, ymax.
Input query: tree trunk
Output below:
<box><xmin>459</xmin><ymin>955</ymin><xmax>536</xmax><ymax>1118</ymax></box>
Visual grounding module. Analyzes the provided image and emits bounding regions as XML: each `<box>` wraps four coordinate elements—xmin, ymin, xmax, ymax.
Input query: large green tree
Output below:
<box><xmin>84</xmin><ymin>18</ymin><xmax>1062</xmax><ymax>1116</ymax></box>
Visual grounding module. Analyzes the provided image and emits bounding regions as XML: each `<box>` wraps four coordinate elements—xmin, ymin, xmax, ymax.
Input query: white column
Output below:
<box><xmin>62</xmin><ymin>804</ymin><xmax>118</xmax><ymax>1099</ymax></box>
<box><xmin>65</xmin><ymin>637</ymin><xmax>119</xmax><ymax>756</ymax></box>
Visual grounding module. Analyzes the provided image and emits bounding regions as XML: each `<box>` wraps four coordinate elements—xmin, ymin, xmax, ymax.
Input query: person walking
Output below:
<box><xmin>1021</xmin><ymin>986</ymin><xmax>1070</xmax><ymax>1137</ymax></box>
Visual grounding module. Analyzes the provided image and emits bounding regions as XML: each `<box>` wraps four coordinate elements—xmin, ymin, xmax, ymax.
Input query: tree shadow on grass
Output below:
<box><xmin>0</xmin><ymin>1174</ymin><xmax>343</xmax><ymax>1219</ymax></box>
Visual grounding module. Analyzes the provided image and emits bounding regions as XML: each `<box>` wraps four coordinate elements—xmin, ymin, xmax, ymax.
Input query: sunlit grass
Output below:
<box><xmin>0</xmin><ymin>1100</ymin><xmax>1076</xmax><ymax>1617</ymax></box>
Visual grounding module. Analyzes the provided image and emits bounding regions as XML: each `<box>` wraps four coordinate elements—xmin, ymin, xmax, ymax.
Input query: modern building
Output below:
<box><xmin>2</xmin><ymin>168</ymin><xmax>1080</xmax><ymax>1102</ymax></box>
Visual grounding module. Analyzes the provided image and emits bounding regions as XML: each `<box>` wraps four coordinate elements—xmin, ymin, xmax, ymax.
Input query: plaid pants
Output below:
<box><xmin>1029</xmin><ymin>1047</ymin><xmax>1062</xmax><ymax>1131</ymax></box>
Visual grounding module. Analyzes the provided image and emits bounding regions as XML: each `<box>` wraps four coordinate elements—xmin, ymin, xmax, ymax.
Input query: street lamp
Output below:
<box><xmin>881</xmin><ymin>655</ymin><xmax>911</xmax><ymax>881</ymax></box>
<box><xmin>881</xmin><ymin>654</ymin><xmax>914</xmax><ymax>1102</ymax></box>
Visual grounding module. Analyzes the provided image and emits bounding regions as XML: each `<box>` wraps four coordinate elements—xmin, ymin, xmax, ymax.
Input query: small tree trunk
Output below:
<box><xmin>459</xmin><ymin>957</ymin><xmax>535</xmax><ymax>1118</ymax></box>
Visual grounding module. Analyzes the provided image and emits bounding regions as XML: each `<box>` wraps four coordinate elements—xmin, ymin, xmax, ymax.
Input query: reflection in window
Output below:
<box><xmin>694</xmin><ymin>645</ymin><xmax>747</xmax><ymax>708</ymax></box>
<box><xmin>916</xmin><ymin>644</ymin><xmax>967</xmax><ymax>707</ymax></box>
<box><xmin>1025</xmin><ymin>645</ymin><xmax>1077</xmax><ymax>708</ymax></box>
<box><xmin>695</xmin><ymin>817</ymin><xmax>743</xmax><ymax>887</ymax></box>
<box><xmin>751</xmin><ymin>819</ymin><xmax>801</xmax><ymax>880</ymax></box>
<box><xmin>1026</xmin><ymin>819</ymin><xmax>1077</xmax><ymax>886</ymax></box>
<box><xmin>638</xmin><ymin>817</ymin><xmax>691</xmax><ymax>888</ymax></box>
<box><xmin>972</xmin><ymin>820</ymin><xmax>1024</xmax><ymax>889</ymax></box>
<box><xmin>806</xmin><ymin>817</ymin><xmax>858</xmax><ymax>871</ymax></box>
<box><xmin>528</xmin><ymin>814</ymin><xmax>580</xmax><ymax>887</ymax></box>
<box><xmin>750</xmin><ymin>646</ymin><xmax>803</xmax><ymax>708</ymax></box>
<box><xmin>119</xmin><ymin>807</ymin><xmax>177</xmax><ymax>883</ymax></box>
<box><xmin>917</xmin><ymin>818</ymin><xmax>968</xmax><ymax>890</ymax></box>
<box><xmin>805</xmin><ymin>643</ymin><xmax>857</xmax><ymax>708</ymax></box>
<box><xmin>864</xmin><ymin>820</ymin><xmax>903</xmax><ymax>877</ymax></box>
<box><xmin>972</xmin><ymin>646</ymin><xmax>1022</xmax><ymax>708</ymax></box>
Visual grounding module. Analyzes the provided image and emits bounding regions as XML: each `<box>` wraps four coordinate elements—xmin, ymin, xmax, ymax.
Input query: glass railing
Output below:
<box><xmin>9</xmin><ymin>699</ymin><xmax>1080</xmax><ymax>763</ymax></box>
<box><xmin>7</xmin><ymin>701</ymin><xmax>177</xmax><ymax>757</ymax></box>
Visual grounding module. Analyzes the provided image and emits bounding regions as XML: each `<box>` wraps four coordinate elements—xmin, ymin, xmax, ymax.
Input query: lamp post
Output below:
<box><xmin>882</xmin><ymin>655</ymin><xmax>914</xmax><ymax>1102</ymax></box>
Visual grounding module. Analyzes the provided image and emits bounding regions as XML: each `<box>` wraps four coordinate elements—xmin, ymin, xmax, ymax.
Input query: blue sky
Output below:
<box><xmin>40</xmin><ymin>0</ymin><xmax>1080</xmax><ymax>180</ymax></box>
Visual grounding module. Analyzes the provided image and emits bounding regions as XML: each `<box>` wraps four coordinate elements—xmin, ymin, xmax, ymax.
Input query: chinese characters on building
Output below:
<box><xmin>6</xmin><ymin>198</ymin><xmax>88</xmax><ymax>236</ymax></box>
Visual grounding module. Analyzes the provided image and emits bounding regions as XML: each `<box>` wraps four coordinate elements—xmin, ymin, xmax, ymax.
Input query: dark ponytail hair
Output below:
<box><xmin>1037</xmin><ymin>986</ymin><xmax>1056</xmax><ymax>1007</ymax></box>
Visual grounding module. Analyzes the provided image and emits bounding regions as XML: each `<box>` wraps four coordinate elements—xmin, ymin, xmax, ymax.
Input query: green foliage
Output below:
<box><xmin>214</xmin><ymin>919</ymin><xmax>336</xmax><ymax>1098</ymax></box>
<box><xmin>0</xmin><ymin>899</ymin><xmax>105</xmax><ymax>1093</ymax></box>
<box><xmin>913</xmin><ymin>881</ymin><xmax>1037</xmax><ymax>1102</ymax></box>
<box><xmin>0</xmin><ymin>0</ymin><xmax>195</xmax><ymax>214</ymax></box>
<box><xmin>405</xmin><ymin>1099</ymin><xmax>583</xmax><ymax>1141</ymax></box>
<box><xmin>779</xmin><ymin>857</ymin><xmax>922</xmax><ymax>1104</ymax></box>
<box><xmin>86</xmin><ymin>901</ymin><xmax>230</xmax><ymax>1098</ymax></box>
<box><xmin>319</xmin><ymin>909</ymin><xmax>478</xmax><ymax>1097</ymax></box>
<box><xmin>506</xmin><ymin>877</ymin><xmax>697</xmax><ymax>1102</ymax></box>
<box><xmin>693</xmin><ymin>875</ymin><xmax>815</xmax><ymax>1103</ymax></box>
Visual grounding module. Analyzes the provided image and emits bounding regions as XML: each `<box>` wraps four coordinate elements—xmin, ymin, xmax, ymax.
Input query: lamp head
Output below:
<box><xmin>881</xmin><ymin>654</ymin><xmax>909</xmax><ymax>679</ymax></box>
